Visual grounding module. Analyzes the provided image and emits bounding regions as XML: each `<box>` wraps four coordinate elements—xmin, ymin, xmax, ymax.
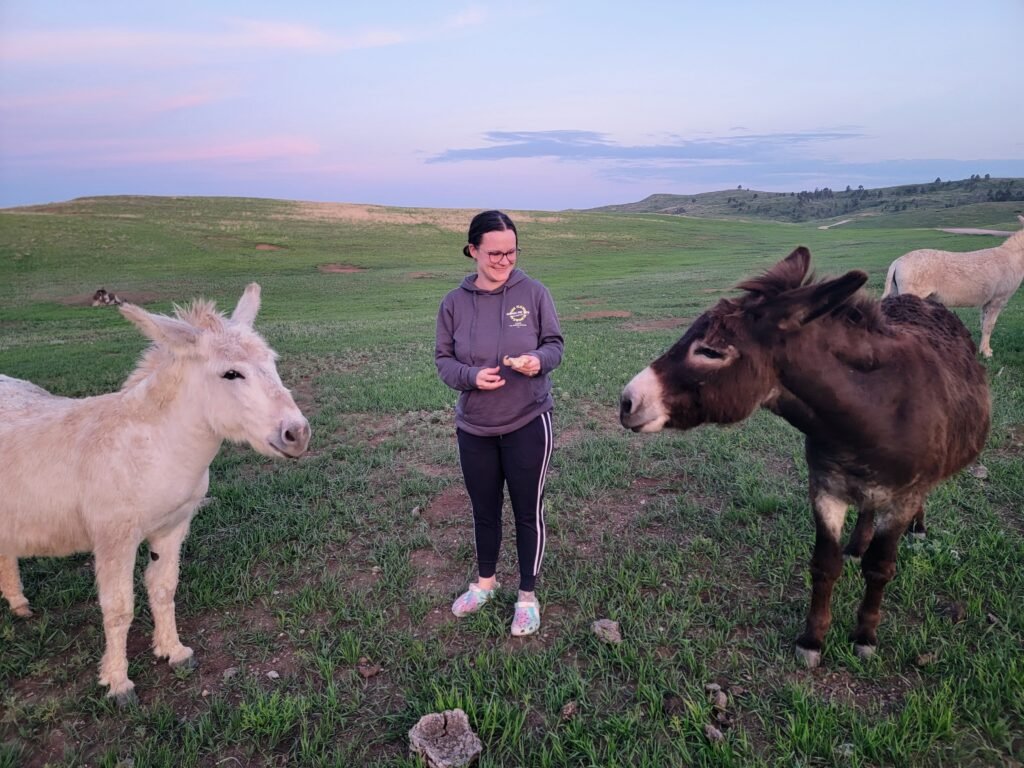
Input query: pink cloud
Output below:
<box><xmin>3</xmin><ymin>136</ymin><xmax>320</xmax><ymax>167</ymax></box>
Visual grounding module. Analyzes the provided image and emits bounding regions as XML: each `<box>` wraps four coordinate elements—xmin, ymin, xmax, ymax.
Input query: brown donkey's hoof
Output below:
<box><xmin>13</xmin><ymin>604</ymin><xmax>34</xmax><ymax>618</ymax></box>
<box><xmin>795</xmin><ymin>645</ymin><xmax>821</xmax><ymax>668</ymax></box>
<box><xmin>854</xmin><ymin>643</ymin><xmax>876</xmax><ymax>660</ymax></box>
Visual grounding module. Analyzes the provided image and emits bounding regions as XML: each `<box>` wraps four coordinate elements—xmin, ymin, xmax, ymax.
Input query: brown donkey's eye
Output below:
<box><xmin>696</xmin><ymin>346</ymin><xmax>725</xmax><ymax>359</ymax></box>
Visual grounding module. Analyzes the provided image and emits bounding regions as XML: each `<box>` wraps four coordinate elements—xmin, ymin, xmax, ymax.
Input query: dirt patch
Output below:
<box><xmin>421</xmin><ymin>484</ymin><xmax>469</xmax><ymax>528</ymax></box>
<box><xmin>566</xmin><ymin>310</ymin><xmax>633</xmax><ymax>321</ymax></box>
<box><xmin>255</xmin><ymin>243</ymin><xmax>286</xmax><ymax>251</ymax></box>
<box><xmin>408</xmin><ymin>271</ymin><xmax>440</xmax><ymax>279</ymax></box>
<box><xmin>410</xmin><ymin>547</ymin><xmax>459</xmax><ymax>594</ymax></box>
<box><xmin>623</xmin><ymin>318</ymin><xmax>691</xmax><ymax>332</ymax></box>
<box><xmin>937</xmin><ymin>228</ymin><xmax>1012</xmax><ymax>236</ymax></box>
<box><xmin>280</xmin><ymin>202</ymin><xmax>564</xmax><ymax>233</ymax></box>
<box><xmin>318</xmin><ymin>263</ymin><xmax>366</xmax><ymax>274</ymax></box>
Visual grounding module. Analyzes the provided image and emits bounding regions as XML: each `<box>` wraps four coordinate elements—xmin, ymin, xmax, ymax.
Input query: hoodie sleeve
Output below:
<box><xmin>435</xmin><ymin>295</ymin><xmax>481</xmax><ymax>391</ymax></box>
<box><xmin>531</xmin><ymin>284</ymin><xmax>564</xmax><ymax>375</ymax></box>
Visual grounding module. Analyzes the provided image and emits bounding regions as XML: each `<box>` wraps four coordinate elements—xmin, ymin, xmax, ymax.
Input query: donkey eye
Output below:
<box><xmin>695</xmin><ymin>346</ymin><xmax>725</xmax><ymax>359</ymax></box>
<box><xmin>222</xmin><ymin>370</ymin><xmax>245</xmax><ymax>380</ymax></box>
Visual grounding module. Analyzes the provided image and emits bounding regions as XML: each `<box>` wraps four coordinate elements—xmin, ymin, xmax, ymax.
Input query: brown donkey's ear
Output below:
<box><xmin>738</xmin><ymin>246</ymin><xmax>812</xmax><ymax>298</ymax></box>
<box><xmin>774</xmin><ymin>270</ymin><xmax>869</xmax><ymax>331</ymax></box>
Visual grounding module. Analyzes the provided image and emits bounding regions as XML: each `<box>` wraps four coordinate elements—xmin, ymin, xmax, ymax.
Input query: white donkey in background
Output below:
<box><xmin>882</xmin><ymin>215</ymin><xmax>1024</xmax><ymax>357</ymax></box>
<box><xmin>0</xmin><ymin>284</ymin><xmax>310</xmax><ymax>705</ymax></box>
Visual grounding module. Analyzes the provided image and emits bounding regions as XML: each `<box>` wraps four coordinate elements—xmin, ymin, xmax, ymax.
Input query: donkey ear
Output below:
<box><xmin>738</xmin><ymin>246</ymin><xmax>812</xmax><ymax>298</ymax></box>
<box><xmin>231</xmin><ymin>283</ymin><xmax>261</xmax><ymax>327</ymax></box>
<box><xmin>775</xmin><ymin>270</ymin><xmax>869</xmax><ymax>331</ymax></box>
<box><xmin>120</xmin><ymin>303</ymin><xmax>200</xmax><ymax>347</ymax></box>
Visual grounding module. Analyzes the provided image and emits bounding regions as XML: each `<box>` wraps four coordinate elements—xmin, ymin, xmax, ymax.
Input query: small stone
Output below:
<box><xmin>591</xmin><ymin>619</ymin><xmax>622</xmax><ymax>644</ymax></box>
<box><xmin>201</xmin><ymin>689</ymin><xmax>210</xmax><ymax>697</ymax></box>
<box><xmin>266</xmin><ymin>670</ymin><xmax>280</xmax><ymax>680</ymax></box>
<box><xmin>704</xmin><ymin>682</ymin><xmax>722</xmax><ymax>694</ymax></box>
<box><xmin>969</xmin><ymin>463</ymin><xmax>989</xmax><ymax>479</ymax></box>
<box><xmin>561</xmin><ymin>700</ymin><xmax>578</xmax><ymax>721</ymax></box>
<box><xmin>836</xmin><ymin>743</ymin><xmax>855</xmax><ymax>759</ymax></box>
<box><xmin>222</xmin><ymin>667</ymin><xmax>239</xmax><ymax>681</ymax></box>
<box><xmin>412</xmin><ymin>506</ymin><xmax>421</xmax><ymax>517</ymax></box>
<box><xmin>986</xmin><ymin>612</ymin><xmax>1000</xmax><ymax>625</ymax></box>
<box><xmin>371</xmin><ymin>565</ymin><xmax>382</xmax><ymax>574</ymax></box>
<box><xmin>710</xmin><ymin>690</ymin><xmax>728</xmax><ymax>711</ymax></box>
<box><xmin>704</xmin><ymin>723</ymin><xmax>725</xmax><ymax>743</ymax></box>
<box><xmin>915</xmin><ymin>652</ymin><xmax>938</xmax><ymax>667</ymax></box>
<box><xmin>729</xmin><ymin>685</ymin><xmax>747</xmax><ymax>697</ymax></box>
<box><xmin>357</xmin><ymin>657</ymin><xmax>383</xmax><ymax>679</ymax></box>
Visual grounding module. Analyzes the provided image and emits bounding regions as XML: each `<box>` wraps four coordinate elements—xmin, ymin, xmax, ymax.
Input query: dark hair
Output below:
<box><xmin>463</xmin><ymin>210</ymin><xmax>517</xmax><ymax>258</ymax></box>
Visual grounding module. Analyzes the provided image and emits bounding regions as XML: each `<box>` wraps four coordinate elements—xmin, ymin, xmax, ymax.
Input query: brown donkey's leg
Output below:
<box><xmin>906</xmin><ymin>500</ymin><xmax>926</xmax><ymax>539</ymax></box>
<box><xmin>851</xmin><ymin>524</ymin><xmax>902</xmax><ymax>658</ymax></box>
<box><xmin>796</xmin><ymin>493</ymin><xmax>847</xmax><ymax>668</ymax></box>
<box><xmin>843</xmin><ymin>507</ymin><xmax>875</xmax><ymax>559</ymax></box>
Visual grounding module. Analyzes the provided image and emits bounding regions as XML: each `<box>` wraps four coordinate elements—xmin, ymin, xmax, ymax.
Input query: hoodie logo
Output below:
<box><xmin>506</xmin><ymin>305</ymin><xmax>529</xmax><ymax>327</ymax></box>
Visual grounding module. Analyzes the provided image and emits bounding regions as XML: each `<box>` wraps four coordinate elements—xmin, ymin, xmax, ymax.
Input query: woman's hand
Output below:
<box><xmin>504</xmin><ymin>354</ymin><xmax>541</xmax><ymax>377</ymax></box>
<box><xmin>475</xmin><ymin>366</ymin><xmax>506</xmax><ymax>390</ymax></box>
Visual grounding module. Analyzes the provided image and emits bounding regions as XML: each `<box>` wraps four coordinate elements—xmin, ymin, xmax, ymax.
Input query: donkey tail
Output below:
<box><xmin>881</xmin><ymin>260</ymin><xmax>898</xmax><ymax>298</ymax></box>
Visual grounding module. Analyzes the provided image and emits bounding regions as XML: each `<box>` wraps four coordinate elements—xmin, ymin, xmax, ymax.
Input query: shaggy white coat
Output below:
<box><xmin>0</xmin><ymin>284</ymin><xmax>310</xmax><ymax>703</ymax></box>
<box><xmin>882</xmin><ymin>215</ymin><xmax>1024</xmax><ymax>356</ymax></box>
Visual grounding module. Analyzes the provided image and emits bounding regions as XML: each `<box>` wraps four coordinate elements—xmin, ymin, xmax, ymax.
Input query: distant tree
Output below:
<box><xmin>934</xmin><ymin>177</ymin><xmax>942</xmax><ymax>184</ymax></box>
<box><xmin>845</xmin><ymin>185</ymin><xmax>851</xmax><ymax>192</ymax></box>
<box><xmin>984</xmin><ymin>173</ymin><xmax>990</xmax><ymax>180</ymax></box>
<box><xmin>737</xmin><ymin>185</ymin><xmax>742</xmax><ymax>190</ymax></box>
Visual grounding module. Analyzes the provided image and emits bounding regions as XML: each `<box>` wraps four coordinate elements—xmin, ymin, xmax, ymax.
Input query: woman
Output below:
<box><xmin>435</xmin><ymin>210</ymin><xmax>564</xmax><ymax>636</ymax></box>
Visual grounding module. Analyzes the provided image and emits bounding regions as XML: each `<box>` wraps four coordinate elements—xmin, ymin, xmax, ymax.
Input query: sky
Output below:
<box><xmin>2</xmin><ymin>1</ymin><xmax>1023</xmax><ymax>211</ymax></box>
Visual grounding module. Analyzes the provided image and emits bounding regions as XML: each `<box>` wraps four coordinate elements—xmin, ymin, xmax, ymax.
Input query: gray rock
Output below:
<box><xmin>409</xmin><ymin>708</ymin><xmax>483</xmax><ymax>768</ymax></box>
<box><xmin>591</xmin><ymin>618</ymin><xmax>622</xmax><ymax>644</ymax></box>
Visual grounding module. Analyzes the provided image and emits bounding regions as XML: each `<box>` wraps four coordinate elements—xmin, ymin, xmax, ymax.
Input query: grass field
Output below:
<box><xmin>1</xmin><ymin>197</ymin><xmax>1022</xmax><ymax>767</ymax></box>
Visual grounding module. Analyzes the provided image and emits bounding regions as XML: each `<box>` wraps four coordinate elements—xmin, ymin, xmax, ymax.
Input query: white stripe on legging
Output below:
<box><xmin>532</xmin><ymin>411</ymin><xmax>553</xmax><ymax>576</ymax></box>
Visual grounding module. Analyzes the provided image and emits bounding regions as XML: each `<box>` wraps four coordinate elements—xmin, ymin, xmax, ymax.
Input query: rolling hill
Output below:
<box><xmin>589</xmin><ymin>175</ymin><xmax>1024</xmax><ymax>226</ymax></box>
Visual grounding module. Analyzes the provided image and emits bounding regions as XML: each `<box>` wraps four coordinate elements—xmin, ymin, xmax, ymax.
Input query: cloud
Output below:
<box><xmin>1</xmin><ymin>9</ymin><xmax>487</xmax><ymax>63</ymax></box>
<box><xmin>428</xmin><ymin>129</ymin><xmax>864</xmax><ymax>165</ymax></box>
<box><xmin>3</xmin><ymin>136</ymin><xmax>320</xmax><ymax>168</ymax></box>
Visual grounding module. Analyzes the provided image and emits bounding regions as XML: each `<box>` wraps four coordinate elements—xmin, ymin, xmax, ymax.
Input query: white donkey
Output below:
<box><xmin>882</xmin><ymin>215</ymin><xmax>1024</xmax><ymax>357</ymax></box>
<box><xmin>0</xmin><ymin>284</ymin><xmax>310</xmax><ymax>705</ymax></box>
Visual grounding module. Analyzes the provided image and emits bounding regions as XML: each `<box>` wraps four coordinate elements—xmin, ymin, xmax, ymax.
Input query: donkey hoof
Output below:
<box><xmin>854</xmin><ymin>643</ymin><xmax>876</xmax><ymax>660</ymax></box>
<box><xmin>109</xmin><ymin>688</ymin><xmax>139</xmax><ymax>708</ymax></box>
<box><xmin>12</xmin><ymin>604</ymin><xmax>34</xmax><ymax>618</ymax></box>
<box><xmin>795</xmin><ymin>645</ymin><xmax>821</xmax><ymax>668</ymax></box>
<box><xmin>169</xmin><ymin>651</ymin><xmax>197</xmax><ymax>672</ymax></box>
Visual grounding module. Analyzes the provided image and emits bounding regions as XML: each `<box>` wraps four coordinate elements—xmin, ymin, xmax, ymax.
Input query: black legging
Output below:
<box><xmin>456</xmin><ymin>411</ymin><xmax>553</xmax><ymax>592</ymax></box>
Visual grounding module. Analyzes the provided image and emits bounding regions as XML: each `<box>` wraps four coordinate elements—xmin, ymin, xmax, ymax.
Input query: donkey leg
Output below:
<box><xmin>843</xmin><ymin>508</ymin><xmax>875</xmax><ymax>560</ymax></box>
<box><xmin>979</xmin><ymin>299</ymin><xmax>1007</xmax><ymax>358</ymax></box>
<box><xmin>146</xmin><ymin>517</ymin><xmax>195</xmax><ymax>670</ymax></box>
<box><xmin>0</xmin><ymin>555</ymin><xmax>32</xmax><ymax>618</ymax></box>
<box><xmin>796</xmin><ymin>493</ymin><xmax>847</xmax><ymax>668</ymax></box>
<box><xmin>94</xmin><ymin>542</ymin><xmax>140</xmax><ymax>705</ymax></box>
<box><xmin>851</xmin><ymin>524</ymin><xmax>902</xmax><ymax>659</ymax></box>
<box><xmin>906</xmin><ymin>500</ymin><xmax>926</xmax><ymax>540</ymax></box>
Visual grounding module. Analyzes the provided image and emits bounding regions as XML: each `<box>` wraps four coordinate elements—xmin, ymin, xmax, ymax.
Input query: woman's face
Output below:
<box><xmin>470</xmin><ymin>229</ymin><xmax>518</xmax><ymax>289</ymax></box>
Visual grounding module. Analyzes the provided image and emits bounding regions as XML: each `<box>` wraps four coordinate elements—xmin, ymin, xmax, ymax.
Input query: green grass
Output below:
<box><xmin>1</xmin><ymin>196</ymin><xmax>1022</xmax><ymax>766</ymax></box>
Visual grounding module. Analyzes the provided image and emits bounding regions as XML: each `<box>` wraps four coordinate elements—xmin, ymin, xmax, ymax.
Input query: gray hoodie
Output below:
<box><xmin>436</xmin><ymin>268</ymin><xmax>564</xmax><ymax>436</ymax></box>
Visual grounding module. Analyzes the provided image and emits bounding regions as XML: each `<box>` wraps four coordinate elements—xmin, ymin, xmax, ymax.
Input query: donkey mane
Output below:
<box><xmin>736</xmin><ymin>247</ymin><xmax>886</xmax><ymax>333</ymax></box>
<box><xmin>121</xmin><ymin>300</ymin><xmax>229</xmax><ymax>393</ymax></box>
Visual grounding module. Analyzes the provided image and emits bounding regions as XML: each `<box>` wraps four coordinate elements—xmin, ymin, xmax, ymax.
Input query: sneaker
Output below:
<box><xmin>511</xmin><ymin>600</ymin><xmax>541</xmax><ymax>636</ymax></box>
<box><xmin>452</xmin><ymin>583</ymin><xmax>498</xmax><ymax>617</ymax></box>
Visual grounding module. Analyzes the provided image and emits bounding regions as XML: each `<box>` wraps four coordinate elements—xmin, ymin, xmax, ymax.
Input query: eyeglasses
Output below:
<box><xmin>483</xmin><ymin>248</ymin><xmax>520</xmax><ymax>264</ymax></box>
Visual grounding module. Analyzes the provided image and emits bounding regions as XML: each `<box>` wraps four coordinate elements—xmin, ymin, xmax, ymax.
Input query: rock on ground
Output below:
<box><xmin>408</xmin><ymin>708</ymin><xmax>483</xmax><ymax>768</ymax></box>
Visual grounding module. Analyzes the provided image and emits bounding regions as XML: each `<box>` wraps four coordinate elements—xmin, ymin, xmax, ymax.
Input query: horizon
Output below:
<box><xmin>2</xmin><ymin>1</ymin><xmax>1023</xmax><ymax>211</ymax></box>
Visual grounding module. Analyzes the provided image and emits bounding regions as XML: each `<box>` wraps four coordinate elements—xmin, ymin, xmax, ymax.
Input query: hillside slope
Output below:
<box><xmin>590</xmin><ymin>175</ymin><xmax>1024</xmax><ymax>225</ymax></box>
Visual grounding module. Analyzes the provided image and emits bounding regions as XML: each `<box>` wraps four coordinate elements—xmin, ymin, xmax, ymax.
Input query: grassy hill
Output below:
<box><xmin>591</xmin><ymin>175</ymin><xmax>1024</xmax><ymax>226</ymax></box>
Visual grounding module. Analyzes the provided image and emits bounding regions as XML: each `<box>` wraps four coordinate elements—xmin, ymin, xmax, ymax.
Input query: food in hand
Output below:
<box><xmin>503</xmin><ymin>354</ymin><xmax>533</xmax><ymax>371</ymax></box>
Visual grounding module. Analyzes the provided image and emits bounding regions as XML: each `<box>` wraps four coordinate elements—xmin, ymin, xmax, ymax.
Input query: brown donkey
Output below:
<box><xmin>620</xmin><ymin>247</ymin><xmax>990</xmax><ymax>666</ymax></box>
